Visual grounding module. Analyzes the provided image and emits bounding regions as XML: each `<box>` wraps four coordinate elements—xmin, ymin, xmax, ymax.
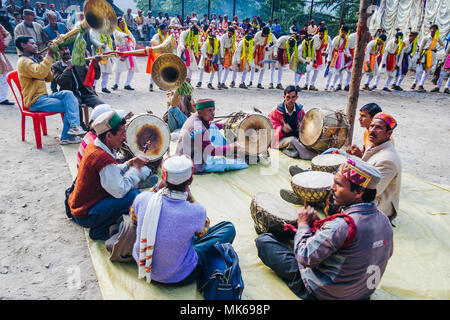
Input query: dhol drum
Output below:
<box><xmin>291</xmin><ymin>171</ymin><xmax>335</xmax><ymax>204</ymax></box>
<box><xmin>299</xmin><ymin>108</ymin><xmax>350</xmax><ymax>153</ymax></box>
<box><xmin>223</xmin><ymin>111</ymin><xmax>273</xmax><ymax>155</ymax></box>
<box><xmin>122</xmin><ymin>114</ymin><xmax>170</xmax><ymax>162</ymax></box>
<box><xmin>250</xmin><ymin>192</ymin><xmax>298</xmax><ymax>238</ymax></box>
<box><xmin>311</xmin><ymin>153</ymin><xmax>348</xmax><ymax>173</ymax></box>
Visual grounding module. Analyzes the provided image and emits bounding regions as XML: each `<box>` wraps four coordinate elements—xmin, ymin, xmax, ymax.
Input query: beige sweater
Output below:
<box><xmin>17</xmin><ymin>55</ymin><xmax>53</xmax><ymax>108</ymax></box>
<box><xmin>362</xmin><ymin>140</ymin><xmax>402</xmax><ymax>219</ymax></box>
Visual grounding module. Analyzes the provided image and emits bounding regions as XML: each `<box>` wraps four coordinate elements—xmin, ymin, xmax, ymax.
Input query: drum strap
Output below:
<box><xmin>284</xmin><ymin>213</ymin><xmax>357</xmax><ymax>248</ymax></box>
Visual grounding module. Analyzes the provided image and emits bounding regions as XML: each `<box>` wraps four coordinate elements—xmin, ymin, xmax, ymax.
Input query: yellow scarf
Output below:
<box><xmin>186</xmin><ymin>29</ymin><xmax>199</xmax><ymax>55</ymax></box>
<box><xmin>376</xmin><ymin>38</ymin><xmax>385</xmax><ymax>54</ymax></box>
<box><xmin>241</xmin><ymin>38</ymin><xmax>254</xmax><ymax>62</ymax></box>
<box><xmin>231</xmin><ymin>30</ymin><xmax>236</xmax><ymax>53</ymax></box>
<box><xmin>425</xmin><ymin>29</ymin><xmax>440</xmax><ymax>69</ymax></box>
<box><xmin>323</xmin><ymin>30</ymin><xmax>328</xmax><ymax>46</ymax></box>
<box><xmin>158</xmin><ymin>29</ymin><xmax>168</xmax><ymax>43</ymax></box>
<box><xmin>207</xmin><ymin>36</ymin><xmax>219</xmax><ymax>56</ymax></box>
<box><xmin>99</xmin><ymin>34</ymin><xmax>113</xmax><ymax>50</ymax></box>
<box><xmin>410</xmin><ymin>36</ymin><xmax>418</xmax><ymax>56</ymax></box>
<box><xmin>396</xmin><ymin>35</ymin><xmax>404</xmax><ymax>56</ymax></box>
<box><xmin>302</xmin><ymin>39</ymin><xmax>314</xmax><ymax>59</ymax></box>
<box><xmin>336</xmin><ymin>29</ymin><xmax>349</xmax><ymax>49</ymax></box>
<box><xmin>286</xmin><ymin>38</ymin><xmax>298</xmax><ymax>64</ymax></box>
<box><xmin>117</xmin><ymin>22</ymin><xmax>130</xmax><ymax>36</ymax></box>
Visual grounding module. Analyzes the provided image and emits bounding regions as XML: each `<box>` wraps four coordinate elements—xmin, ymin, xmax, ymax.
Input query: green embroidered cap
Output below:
<box><xmin>194</xmin><ymin>99</ymin><xmax>215</xmax><ymax>110</ymax></box>
<box><xmin>92</xmin><ymin>110</ymin><xmax>123</xmax><ymax>135</ymax></box>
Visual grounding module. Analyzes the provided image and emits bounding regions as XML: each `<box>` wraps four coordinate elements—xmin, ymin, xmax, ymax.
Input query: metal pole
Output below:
<box><xmin>345</xmin><ymin>0</ymin><xmax>371</xmax><ymax>147</ymax></box>
<box><xmin>208</xmin><ymin>0</ymin><xmax>211</xmax><ymax>20</ymax></box>
<box><xmin>339</xmin><ymin>0</ymin><xmax>347</xmax><ymax>28</ymax></box>
<box><xmin>309</xmin><ymin>0</ymin><xmax>314</xmax><ymax>22</ymax></box>
<box><xmin>271</xmin><ymin>0</ymin><xmax>274</xmax><ymax>21</ymax></box>
<box><xmin>148</xmin><ymin>0</ymin><xmax>152</xmax><ymax>11</ymax></box>
<box><xmin>233</xmin><ymin>0</ymin><xmax>236</xmax><ymax>17</ymax></box>
<box><xmin>181</xmin><ymin>0</ymin><xmax>184</xmax><ymax>21</ymax></box>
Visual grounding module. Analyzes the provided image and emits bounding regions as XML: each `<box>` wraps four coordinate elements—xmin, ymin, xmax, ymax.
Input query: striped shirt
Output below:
<box><xmin>76</xmin><ymin>131</ymin><xmax>97</xmax><ymax>170</ymax></box>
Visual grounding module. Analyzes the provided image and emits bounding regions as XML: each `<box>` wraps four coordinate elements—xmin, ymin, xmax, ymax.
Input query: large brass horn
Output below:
<box><xmin>151</xmin><ymin>45</ymin><xmax>187</xmax><ymax>91</ymax></box>
<box><xmin>39</xmin><ymin>0</ymin><xmax>117</xmax><ymax>53</ymax></box>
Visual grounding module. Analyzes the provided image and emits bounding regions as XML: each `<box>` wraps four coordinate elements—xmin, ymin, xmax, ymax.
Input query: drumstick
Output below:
<box><xmin>143</xmin><ymin>139</ymin><xmax>152</xmax><ymax>153</ymax></box>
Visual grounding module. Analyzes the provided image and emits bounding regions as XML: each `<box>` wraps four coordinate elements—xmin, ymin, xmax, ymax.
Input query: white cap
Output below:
<box><xmin>162</xmin><ymin>154</ymin><xmax>194</xmax><ymax>185</ymax></box>
<box><xmin>90</xmin><ymin>104</ymin><xmax>126</xmax><ymax>123</ymax></box>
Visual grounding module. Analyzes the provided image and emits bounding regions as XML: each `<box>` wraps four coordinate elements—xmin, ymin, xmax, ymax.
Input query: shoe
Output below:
<box><xmin>289</xmin><ymin>165</ymin><xmax>306</xmax><ymax>176</ymax></box>
<box><xmin>207</xmin><ymin>83</ymin><xmax>215</xmax><ymax>89</ymax></box>
<box><xmin>268</xmin><ymin>83</ymin><xmax>274</xmax><ymax>89</ymax></box>
<box><xmin>430</xmin><ymin>87</ymin><xmax>440</xmax><ymax>93</ymax></box>
<box><xmin>431</xmin><ymin>77</ymin><xmax>438</xmax><ymax>85</ymax></box>
<box><xmin>67</xmin><ymin>126</ymin><xmax>87</xmax><ymax>137</ymax></box>
<box><xmin>362</xmin><ymin>84</ymin><xmax>371</xmax><ymax>91</ymax></box>
<box><xmin>410</xmin><ymin>83</ymin><xmax>416</xmax><ymax>90</ymax></box>
<box><xmin>124</xmin><ymin>85</ymin><xmax>135</xmax><ymax>90</ymax></box>
<box><xmin>257</xmin><ymin>83</ymin><xmax>264</xmax><ymax>89</ymax></box>
<box><xmin>280</xmin><ymin>189</ymin><xmax>303</xmax><ymax>205</ymax></box>
<box><xmin>370</xmin><ymin>85</ymin><xmax>377</xmax><ymax>91</ymax></box>
<box><xmin>390</xmin><ymin>84</ymin><xmax>396</xmax><ymax>90</ymax></box>
<box><xmin>382</xmin><ymin>87</ymin><xmax>391</xmax><ymax>92</ymax></box>
<box><xmin>0</xmin><ymin>99</ymin><xmax>14</xmax><ymax>105</ymax></box>
<box><xmin>137</xmin><ymin>174</ymin><xmax>159</xmax><ymax>189</ymax></box>
<box><xmin>329</xmin><ymin>86</ymin><xmax>335</xmax><ymax>92</ymax></box>
<box><xmin>222</xmin><ymin>83</ymin><xmax>229</xmax><ymax>89</ymax></box>
<box><xmin>276</xmin><ymin>84</ymin><xmax>284</xmax><ymax>90</ymax></box>
<box><xmin>444</xmin><ymin>88</ymin><xmax>450</xmax><ymax>94</ymax></box>
<box><xmin>309</xmin><ymin>85</ymin><xmax>318</xmax><ymax>91</ymax></box>
<box><xmin>217</xmin><ymin>83</ymin><xmax>222</xmax><ymax>90</ymax></box>
<box><xmin>248</xmin><ymin>81</ymin><xmax>253</xmax><ymax>87</ymax></box>
<box><xmin>239</xmin><ymin>83</ymin><xmax>248</xmax><ymax>89</ymax></box>
<box><xmin>302</xmin><ymin>85</ymin><xmax>308</xmax><ymax>90</ymax></box>
<box><xmin>295</xmin><ymin>85</ymin><xmax>301</xmax><ymax>92</ymax></box>
<box><xmin>335</xmin><ymin>84</ymin><xmax>342</xmax><ymax>91</ymax></box>
<box><xmin>60</xmin><ymin>136</ymin><xmax>82</xmax><ymax>145</ymax></box>
<box><xmin>416</xmin><ymin>85</ymin><xmax>426</xmax><ymax>92</ymax></box>
<box><xmin>149</xmin><ymin>84</ymin><xmax>153</xmax><ymax>92</ymax></box>
<box><xmin>196</xmin><ymin>81</ymin><xmax>202</xmax><ymax>88</ymax></box>
<box><xmin>230</xmin><ymin>81</ymin><xmax>235</xmax><ymax>88</ymax></box>
<box><xmin>344</xmin><ymin>85</ymin><xmax>349</xmax><ymax>91</ymax></box>
<box><xmin>396</xmin><ymin>86</ymin><xmax>403</xmax><ymax>91</ymax></box>
<box><xmin>281</xmin><ymin>148</ymin><xmax>299</xmax><ymax>158</ymax></box>
<box><xmin>111</xmin><ymin>84</ymin><xmax>118</xmax><ymax>90</ymax></box>
<box><xmin>101</xmin><ymin>88</ymin><xmax>111</xmax><ymax>93</ymax></box>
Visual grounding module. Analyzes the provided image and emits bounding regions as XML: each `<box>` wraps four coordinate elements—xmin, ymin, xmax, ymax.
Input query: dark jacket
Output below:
<box><xmin>51</xmin><ymin>60</ymin><xmax>101</xmax><ymax>97</ymax></box>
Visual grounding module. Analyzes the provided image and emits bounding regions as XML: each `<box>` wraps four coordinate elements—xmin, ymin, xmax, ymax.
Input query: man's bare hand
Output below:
<box><xmin>346</xmin><ymin>144</ymin><xmax>363</xmax><ymax>158</ymax></box>
<box><xmin>297</xmin><ymin>205</ymin><xmax>320</xmax><ymax>227</ymax></box>
<box><xmin>283</xmin><ymin>122</ymin><xmax>292</xmax><ymax>133</ymax></box>
<box><xmin>128</xmin><ymin>155</ymin><xmax>149</xmax><ymax>170</ymax></box>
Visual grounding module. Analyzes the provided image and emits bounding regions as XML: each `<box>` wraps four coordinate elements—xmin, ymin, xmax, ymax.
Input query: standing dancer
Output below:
<box><xmin>309</xmin><ymin>26</ymin><xmax>329</xmax><ymax>91</ymax></box>
<box><xmin>149</xmin><ymin>23</ymin><xmax>169</xmax><ymax>91</ymax></box>
<box><xmin>344</xmin><ymin>31</ymin><xmax>357</xmax><ymax>91</ymax></box>
<box><xmin>112</xmin><ymin>17</ymin><xmax>138</xmax><ymax>91</ymax></box>
<box><xmin>253</xmin><ymin>26</ymin><xmax>275</xmax><ymax>89</ymax></box>
<box><xmin>381</xmin><ymin>32</ymin><xmax>404</xmax><ymax>92</ymax></box>
<box><xmin>325</xmin><ymin>26</ymin><xmax>350</xmax><ymax>92</ymax></box>
<box><xmin>362</xmin><ymin>34</ymin><xmax>386</xmax><ymax>91</ymax></box>
<box><xmin>219</xmin><ymin>26</ymin><xmax>237</xmax><ymax>89</ymax></box>
<box><xmin>431</xmin><ymin>43</ymin><xmax>450</xmax><ymax>93</ymax></box>
<box><xmin>272</xmin><ymin>34</ymin><xmax>296</xmax><ymax>90</ymax></box>
<box><xmin>90</xmin><ymin>29</ymin><xmax>114</xmax><ymax>93</ymax></box>
<box><xmin>393</xmin><ymin>31</ymin><xmax>419</xmax><ymax>91</ymax></box>
<box><xmin>177</xmin><ymin>24</ymin><xmax>201</xmax><ymax>83</ymax></box>
<box><xmin>232</xmin><ymin>32</ymin><xmax>255</xmax><ymax>89</ymax></box>
<box><xmin>298</xmin><ymin>35</ymin><xmax>315</xmax><ymax>90</ymax></box>
<box><xmin>197</xmin><ymin>33</ymin><xmax>221</xmax><ymax>89</ymax></box>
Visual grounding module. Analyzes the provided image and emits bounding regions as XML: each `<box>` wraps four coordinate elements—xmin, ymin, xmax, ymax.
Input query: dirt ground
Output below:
<box><xmin>0</xmin><ymin>54</ymin><xmax>449</xmax><ymax>299</ymax></box>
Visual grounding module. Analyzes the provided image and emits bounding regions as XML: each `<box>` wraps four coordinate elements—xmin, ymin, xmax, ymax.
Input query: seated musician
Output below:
<box><xmin>52</xmin><ymin>45</ymin><xmax>105</xmax><ymax>127</ymax></box>
<box><xmin>256</xmin><ymin>157</ymin><xmax>393</xmax><ymax>300</ymax></box>
<box><xmin>131</xmin><ymin>154</ymin><xmax>236</xmax><ymax>285</ymax></box>
<box><xmin>268</xmin><ymin>85</ymin><xmax>318</xmax><ymax>160</ymax></box>
<box><xmin>15</xmin><ymin>35</ymin><xmax>86</xmax><ymax>145</ymax></box>
<box><xmin>175</xmin><ymin>99</ymin><xmax>244</xmax><ymax>174</ymax></box>
<box><xmin>68</xmin><ymin>110</ymin><xmax>156</xmax><ymax>240</ymax></box>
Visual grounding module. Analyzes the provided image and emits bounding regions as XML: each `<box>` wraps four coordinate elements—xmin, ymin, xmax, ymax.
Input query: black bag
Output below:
<box><xmin>64</xmin><ymin>178</ymin><xmax>76</xmax><ymax>220</ymax></box>
<box><xmin>197</xmin><ymin>242</ymin><xmax>244</xmax><ymax>300</ymax></box>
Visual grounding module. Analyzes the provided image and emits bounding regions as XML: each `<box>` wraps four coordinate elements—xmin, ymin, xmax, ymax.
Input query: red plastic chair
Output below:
<box><xmin>6</xmin><ymin>70</ymin><xmax>64</xmax><ymax>149</ymax></box>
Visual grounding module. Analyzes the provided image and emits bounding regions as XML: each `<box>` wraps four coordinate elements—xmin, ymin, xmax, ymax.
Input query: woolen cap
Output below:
<box><xmin>92</xmin><ymin>110</ymin><xmax>123</xmax><ymax>135</ymax></box>
<box><xmin>162</xmin><ymin>154</ymin><xmax>194</xmax><ymax>185</ymax></box>
<box><xmin>341</xmin><ymin>157</ymin><xmax>382</xmax><ymax>190</ymax></box>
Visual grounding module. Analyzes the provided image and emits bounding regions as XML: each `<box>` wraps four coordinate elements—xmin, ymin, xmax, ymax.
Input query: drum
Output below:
<box><xmin>124</xmin><ymin>114</ymin><xmax>170</xmax><ymax>162</ymax></box>
<box><xmin>223</xmin><ymin>111</ymin><xmax>273</xmax><ymax>155</ymax></box>
<box><xmin>291</xmin><ymin>171</ymin><xmax>335</xmax><ymax>204</ymax></box>
<box><xmin>250</xmin><ymin>192</ymin><xmax>298</xmax><ymax>237</ymax></box>
<box><xmin>311</xmin><ymin>153</ymin><xmax>347</xmax><ymax>173</ymax></box>
<box><xmin>299</xmin><ymin>108</ymin><xmax>350</xmax><ymax>153</ymax></box>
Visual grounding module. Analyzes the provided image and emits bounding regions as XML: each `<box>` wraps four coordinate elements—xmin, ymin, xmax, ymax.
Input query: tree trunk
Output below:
<box><xmin>345</xmin><ymin>0</ymin><xmax>371</xmax><ymax>147</ymax></box>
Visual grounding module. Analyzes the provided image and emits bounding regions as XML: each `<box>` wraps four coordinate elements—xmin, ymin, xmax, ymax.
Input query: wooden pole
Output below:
<box><xmin>339</xmin><ymin>0</ymin><xmax>347</xmax><ymax>27</ymax></box>
<box><xmin>345</xmin><ymin>0</ymin><xmax>371</xmax><ymax>147</ymax></box>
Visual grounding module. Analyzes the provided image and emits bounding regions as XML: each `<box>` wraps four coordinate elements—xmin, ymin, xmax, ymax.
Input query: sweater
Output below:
<box><xmin>17</xmin><ymin>55</ymin><xmax>54</xmax><ymax>108</ymax></box>
<box><xmin>68</xmin><ymin>143</ymin><xmax>117</xmax><ymax>218</ymax></box>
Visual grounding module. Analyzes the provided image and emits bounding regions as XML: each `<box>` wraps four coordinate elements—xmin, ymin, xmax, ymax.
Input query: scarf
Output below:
<box><xmin>158</xmin><ymin>28</ymin><xmax>168</xmax><ymax>44</ymax></box>
<box><xmin>138</xmin><ymin>188</ymin><xmax>189</xmax><ymax>283</ymax></box>
<box><xmin>99</xmin><ymin>34</ymin><xmax>113</xmax><ymax>50</ymax></box>
<box><xmin>286</xmin><ymin>38</ymin><xmax>298</xmax><ymax>64</ymax></box>
<box><xmin>376</xmin><ymin>37</ymin><xmax>385</xmax><ymax>55</ymax></box>
<box><xmin>186</xmin><ymin>29</ymin><xmax>199</xmax><ymax>55</ymax></box>
<box><xmin>410</xmin><ymin>36</ymin><xmax>418</xmax><ymax>56</ymax></box>
<box><xmin>302</xmin><ymin>39</ymin><xmax>314</xmax><ymax>59</ymax></box>
<box><xmin>336</xmin><ymin>29</ymin><xmax>349</xmax><ymax>50</ymax></box>
<box><xmin>241</xmin><ymin>38</ymin><xmax>254</xmax><ymax>63</ymax></box>
<box><xmin>396</xmin><ymin>35</ymin><xmax>404</xmax><ymax>56</ymax></box>
<box><xmin>425</xmin><ymin>29</ymin><xmax>440</xmax><ymax>69</ymax></box>
<box><xmin>117</xmin><ymin>22</ymin><xmax>135</xmax><ymax>68</ymax></box>
<box><xmin>207</xmin><ymin>36</ymin><xmax>219</xmax><ymax>56</ymax></box>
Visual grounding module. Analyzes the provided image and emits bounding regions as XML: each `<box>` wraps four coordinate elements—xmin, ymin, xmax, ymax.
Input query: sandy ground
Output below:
<box><xmin>0</xmin><ymin>53</ymin><xmax>449</xmax><ymax>300</ymax></box>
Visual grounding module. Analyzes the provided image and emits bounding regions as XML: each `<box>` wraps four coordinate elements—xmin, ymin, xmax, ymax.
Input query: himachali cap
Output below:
<box><xmin>341</xmin><ymin>157</ymin><xmax>382</xmax><ymax>190</ymax></box>
<box><xmin>162</xmin><ymin>154</ymin><xmax>194</xmax><ymax>185</ymax></box>
<box><xmin>373</xmin><ymin>112</ymin><xmax>397</xmax><ymax>130</ymax></box>
<box><xmin>92</xmin><ymin>110</ymin><xmax>123</xmax><ymax>135</ymax></box>
<box><xmin>195</xmin><ymin>99</ymin><xmax>215</xmax><ymax>110</ymax></box>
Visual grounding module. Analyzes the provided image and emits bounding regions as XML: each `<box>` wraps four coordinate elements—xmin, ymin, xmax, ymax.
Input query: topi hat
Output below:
<box><xmin>341</xmin><ymin>157</ymin><xmax>382</xmax><ymax>190</ymax></box>
<box><xmin>162</xmin><ymin>154</ymin><xmax>194</xmax><ymax>185</ymax></box>
<box><xmin>92</xmin><ymin>110</ymin><xmax>124</xmax><ymax>135</ymax></box>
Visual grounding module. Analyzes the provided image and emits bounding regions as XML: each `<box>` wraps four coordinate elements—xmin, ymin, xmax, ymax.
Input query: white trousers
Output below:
<box><xmin>0</xmin><ymin>73</ymin><xmax>8</xmax><ymax>102</ymax></box>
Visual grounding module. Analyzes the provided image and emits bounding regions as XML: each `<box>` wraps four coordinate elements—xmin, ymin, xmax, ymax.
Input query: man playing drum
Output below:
<box><xmin>268</xmin><ymin>85</ymin><xmax>318</xmax><ymax>160</ymax></box>
<box><xmin>256</xmin><ymin>157</ymin><xmax>393</xmax><ymax>300</ymax></box>
<box><xmin>176</xmin><ymin>99</ymin><xmax>242</xmax><ymax>174</ymax></box>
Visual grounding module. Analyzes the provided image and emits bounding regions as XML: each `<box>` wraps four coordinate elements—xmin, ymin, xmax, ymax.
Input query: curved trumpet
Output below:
<box><xmin>39</xmin><ymin>0</ymin><xmax>117</xmax><ymax>54</ymax></box>
<box><xmin>151</xmin><ymin>53</ymin><xmax>187</xmax><ymax>91</ymax></box>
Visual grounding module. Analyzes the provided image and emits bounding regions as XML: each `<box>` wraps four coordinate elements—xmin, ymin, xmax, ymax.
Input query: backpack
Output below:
<box><xmin>197</xmin><ymin>242</ymin><xmax>244</xmax><ymax>300</ymax></box>
<box><xmin>64</xmin><ymin>178</ymin><xmax>76</xmax><ymax>220</ymax></box>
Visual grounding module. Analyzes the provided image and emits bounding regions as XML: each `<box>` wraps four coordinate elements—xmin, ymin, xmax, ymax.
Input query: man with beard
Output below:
<box><xmin>256</xmin><ymin>157</ymin><xmax>393</xmax><ymax>300</ymax></box>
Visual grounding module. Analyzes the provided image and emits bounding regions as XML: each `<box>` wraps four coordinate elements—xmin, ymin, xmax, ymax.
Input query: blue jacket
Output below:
<box><xmin>43</xmin><ymin>23</ymin><xmax>67</xmax><ymax>41</ymax></box>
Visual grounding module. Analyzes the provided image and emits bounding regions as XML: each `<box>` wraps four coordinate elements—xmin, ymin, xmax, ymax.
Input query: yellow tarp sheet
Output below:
<box><xmin>61</xmin><ymin>143</ymin><xmax>450</xmax><ymax>300</ymax></box>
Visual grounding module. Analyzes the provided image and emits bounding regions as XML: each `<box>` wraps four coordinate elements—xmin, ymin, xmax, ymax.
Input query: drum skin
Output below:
<box><xmin>299</xmin><ymin>108</ymin><xmax>350</xmax><ymax>153</ymax></box>
<box><xmin>224</xmin><ymin>112</ymin><xmax>273</xmax><ymax>155</ymax></box>
<box><xmin>125</xmin><ymin>114</ymin><xmax>170</xmax><ymax>161</ymax></box>
<box><xmin>250</xmin><ymin>192</ymin><xmax>298</xmax><ymax>237</ymax></box>
<box><xmin>311</xmin><ymin>153</ymin><xmax>348</xmax><ymax>173</ymax></box>
<box><xmin>291</xmin><ymin>171</ymin><xmax>335</xmax><ymax>204</ymax></box>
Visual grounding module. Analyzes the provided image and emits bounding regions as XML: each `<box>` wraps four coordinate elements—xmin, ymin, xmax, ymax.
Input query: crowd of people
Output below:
<box><xmin>0</xmin><ymin>1</ymin><xmax>445</xmax><ymax>301</ymax></box>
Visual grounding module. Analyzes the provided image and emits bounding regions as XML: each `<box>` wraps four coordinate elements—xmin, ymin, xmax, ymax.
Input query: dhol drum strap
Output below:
<box><xmin>284</xmin><ymin>213</ymin><xmax>357</xmax><ymax>248</ymax></box>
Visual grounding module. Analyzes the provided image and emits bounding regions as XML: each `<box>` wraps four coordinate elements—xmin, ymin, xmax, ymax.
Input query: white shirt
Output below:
<box><xmin>95</xmin><ymin>138</ymin><xmax>150</xmax><ymax>199</ymax></box>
